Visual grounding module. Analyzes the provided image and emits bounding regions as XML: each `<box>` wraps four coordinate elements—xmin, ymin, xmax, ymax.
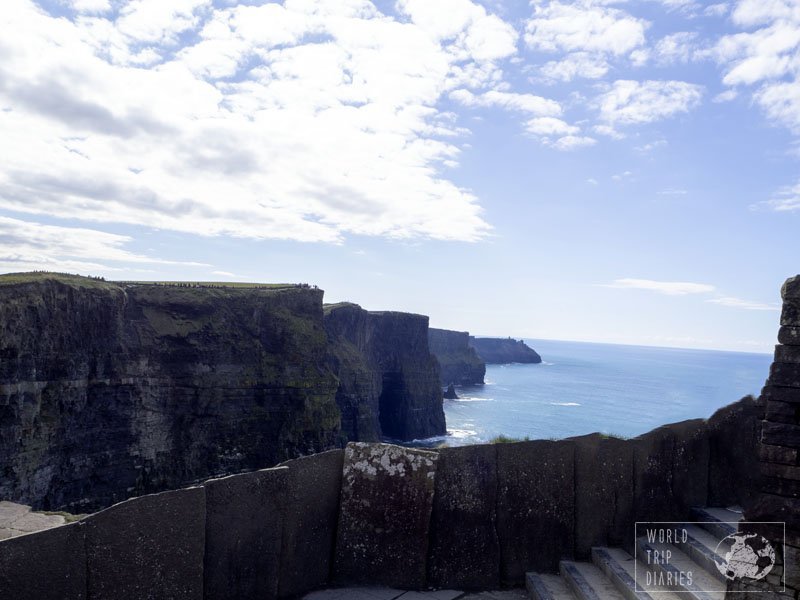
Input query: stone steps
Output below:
<box><xmin>525</xmin><ymin>507</ymin><xmax>743</xmax><ymax>600</ymax></box>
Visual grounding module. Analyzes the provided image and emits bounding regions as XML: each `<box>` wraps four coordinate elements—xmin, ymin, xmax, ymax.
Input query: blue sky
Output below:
<box><xmin>1</xmin><ymin>0</ymin><xmax>798</xmax><ymax>352</ymax></box>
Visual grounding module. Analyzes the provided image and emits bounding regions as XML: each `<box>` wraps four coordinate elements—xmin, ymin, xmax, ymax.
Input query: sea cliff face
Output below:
<box><xmin>0</xmin><ymin>274</ymin><xmax>444</xmax><ymax>511</ymax></box>
<box><xmin>324</xmin><ymin>303</ymin><xmax>446</xmax><ymax>442</ymax></box>
<box><xmin>427</xmin><ymin>328</ymin><xmax>485</xmax><ymax>385</ymax></box>
<box><xmin>0</xmin><ymin>275</ymin><xmax>341</xmax><ymax>511</ymax></box>
<box><xmin>469</xmin><ymin>337</ymin><xmax>542</xmax><ymax>364</ymax></box>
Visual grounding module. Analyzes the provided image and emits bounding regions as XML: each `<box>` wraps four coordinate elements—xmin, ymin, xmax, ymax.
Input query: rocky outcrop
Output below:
<box><xmin>0</xmin><ymin>274</ymin><xmax>342</xmax><ymax>511</ymax></box>
<box><xmin>427</xmin><ymin>328</ymin><xmax>485</xmax><ymax>385</ymax></box>
<box><xmin>469</xmin><ymin>336</ymin><xmax>542</xmax><ymax>364</ymax></box>
<box><xmin>324</xmin><ymin>303</ymin><xmax>446</xmax><ymax>442</ymax></box>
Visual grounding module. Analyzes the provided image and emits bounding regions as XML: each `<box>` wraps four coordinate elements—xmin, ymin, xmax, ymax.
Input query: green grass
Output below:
<box><xmin>490</xmin><ymin>434</ymin><xmax>532</xmax><ymax>444</ymax></box>
<box><xmin>42</xmin><ymin>510</ymin><xmax>87</xmax><ymax>523</ymax></box>
<box><xmin>0</xmin><ymin>272</ymin><xmax>118</xmax><ymax>290</ymax></box>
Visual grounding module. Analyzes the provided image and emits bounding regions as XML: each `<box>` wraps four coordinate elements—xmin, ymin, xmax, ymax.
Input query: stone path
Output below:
<box><xmin>0</xmin><ymin>501</ymin><xmax>67</xmax><ymax>540</ymax></box>
<box><xmin>303</xmin><ymin>588</ymin><xmax>527</xmax><ymax>600</ymax></box>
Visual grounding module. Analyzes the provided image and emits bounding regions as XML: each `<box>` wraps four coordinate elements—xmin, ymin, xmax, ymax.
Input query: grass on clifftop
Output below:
<box><xmin>0</xmin><ymin>272</ymin><xmax>307</xmax><ymax>291</ymax></box>
<box><xmin>0</xmin><ymin>272</ymin><xmax>119</xmax><ymax>290</ymax></box>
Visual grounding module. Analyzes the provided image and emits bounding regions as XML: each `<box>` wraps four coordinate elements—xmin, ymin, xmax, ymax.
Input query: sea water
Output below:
<box><xmin>437</xmin><ymin>339</ymin><xmax>773</xmax><ymax>446</ymax></box>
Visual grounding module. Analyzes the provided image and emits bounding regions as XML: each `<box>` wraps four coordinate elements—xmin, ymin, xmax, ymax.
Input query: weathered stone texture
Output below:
<box><xmin>334</xmin><ymin>443</ymin><xmax>438</xmax><ymax>589</ymax></box>
<box><xmin>496</xmin><ymin>440</ymin><xmax>574</xmax><ymax>583</ymax></box>
<box><xmin>278</xmin><ymin>450</ymin><xmax>344</xmax><ymax>599</ymax></box>
<box><xmin>84</xmin><ymin>487</ymin><xmax>205</xmax><ymax>600</ymax></box>
<box><xmin>572</xmin><ymin>434</ymin><xmax>633</xmax><ymax>557</ymax></box>
<box><xmin>427</xmin><ymin>444</ymin><xmax>500</xmax><ymax>589</ymax></box>
<box><xmin>0</xmin><ymin>522</ymin><xmax>86</xmax><ymax>600</ymax></box>
<box><xmin>203</xmin><ymin>467</ymin><xmax>288</xmax><ymax>600</ymax></box>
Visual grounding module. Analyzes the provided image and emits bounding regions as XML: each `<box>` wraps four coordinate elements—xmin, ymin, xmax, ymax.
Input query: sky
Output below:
<box><xmin>1</xmin><ymin>0</ymin><xmax>799</xmax><ymax>353</ymax></box>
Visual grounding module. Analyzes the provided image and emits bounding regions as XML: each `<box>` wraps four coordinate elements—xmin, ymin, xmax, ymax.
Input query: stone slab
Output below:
<box><xmin>84</xmin><ymin>486</ymin><xmax>205</xmax><ymax>600</ymax></box>
<box><xmin>334</xmin><ymin>443</ymin><xmax>438</xmax><ymax>589</ymax></box>
<box><xmin>782</xmin><ymin>275</ymin><xmax>800</xmax><ymax>300</ymax></box>
<box><xmin>278</xmin><ymin>450</ymin><xmax>344</xmax><ymax>598</ymax></box>
<box><xmin>303</xmin><ymin>587</ymin><xmax>405</xmax><ymax>600</ymax></box>
<box><xmin>495</xmin><ymin>439</ymin><xmax>575</xmax><ymax>584</ymax></box>
<box><xmin>762</xmin><ymin>421</ymin><xmax>800</xmax><ymax>447</ymax></box>
<box><xmin>572</xmin><ymin>434</ymin><xmax>634</xmax><ymax>557</ymax></box>
<box><xmin>427</xmin><ymin>444</ymin><xmax>500</xmax><ymax>590</ymax></box>
<box><xmin>203</xmin><ymin>466</ymin><xmax>288</xmax><ymax>600</ymax></box>
<box><xmin>633</xmin><ymin>419</ymin><xmax>708</xmax><ymax>524</ymax></box>
<box><xmin>0</xmin><ymin>521</ymin><xmax>86</xmax><ymax>600</ymax></box>
<box><xmin>778</xmin><ymin>326</ymin><xmax>800</xmax><ymax>346</ymax></box>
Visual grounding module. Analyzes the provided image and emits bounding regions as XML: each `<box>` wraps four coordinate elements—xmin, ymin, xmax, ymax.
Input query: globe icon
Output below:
<box><xmin>714</xmin><ymin>533</ymin><xmax>776</xmax><ymax>581</ymax></box>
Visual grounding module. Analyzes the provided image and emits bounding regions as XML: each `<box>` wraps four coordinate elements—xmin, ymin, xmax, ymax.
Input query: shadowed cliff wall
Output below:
<box><xmin>324</xmin><ymin>303</ymin><xmax>446</xmax><ymax>442</ymax></box>
<box><xmin>427</xmin><ymin>328</ymin><xmax>485</xmax><ymax>385</ymax></box>
<box><xmin>0</xmin><ymin>275</ymin><xmax>445</xmax><ymax>512</ymax></box>
<box><xmin>469</xmin><ymin>336</ymin><xmax>542</xmax><ymax>364</ymax></box>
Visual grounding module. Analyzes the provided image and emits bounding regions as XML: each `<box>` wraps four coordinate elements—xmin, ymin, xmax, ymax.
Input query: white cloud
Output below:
<box><xmin>525</xmin><ymin>2</ymin><xmax>647</xmax><ymax>56</ymax></box>
<box><xmin>596</xmin><ymin>80</ymin><xmax>704</xmax><ymax>126</ymax></box>
<box><xmin>550</xmin><ymin>135</ymin><xmax>597</xmax><ymax>151</ymax></box>
<box><xmin>68</xmin><ymin>0</ymin><xmax>112</xmax><ymax>13</ymax></box>
<box><xmin>760</xmin><ymin>180</ymin><xmax>800</xmax><ymax>211</ymax></box>
<box><xmin>705</xmin><ymin>3</ymin><xmax>729</xmax><ymax>18</ymax></box>
<box><xmin>603</xmin><ymin>278</ymin><xmax>716</xmax><ymax>295</ymax></box>
<box><xmin>0</xmin><ymin>0</ymin><xmax>539</xmax><ymax>245</ymax></box>
<box><xmin>707</xmin><ymin>296</ymin><xmax>780</xmax><ymax>310</ymax></box>
<box><xmin>713</xmin><ymin>89</ymin><xmax>739</xmax><ymax>102</ymax></box>
<box><xmin>539</xmin><ymin>52</ymin><xmax>609</xmax><ymax>81</ymax></box>
<box><xmin>525</xmin><ymin>116</ymin><xmax>578</xmax><ymax>136</ymax></box>
<box><xmin>525</xmin><ymin>1</ymin><xmax>648</xmax><ymax>82</ymax></box>
<box><xmin>654</xmin><ymin>32</ymin><xmax>699</xmax><ymax>65</ymax></box>
<box><xmin>0</xmin><ymin>215</ymin><xmax>207</xmax><ymax>273</ymax></box>
<box><xmin>450</xmin><ymin>89</ymin><xmax>562</xmax><ymax>116</ymax></box>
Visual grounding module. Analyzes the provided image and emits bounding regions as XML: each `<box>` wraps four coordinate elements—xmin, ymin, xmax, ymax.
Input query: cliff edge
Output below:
<box><xmin>469</xmin><ymin>337</ymin><xmax>542</xmax><ymax>364</ymax></box>
<box><xmin>427</xmin><ymin>328</ymin><xmax>485</xmax><ymax>385</ymax></box>
<box><xmin>324</xmin><ymin>303</ymin><xmax>446</xmax><ymax>442</ymax></box>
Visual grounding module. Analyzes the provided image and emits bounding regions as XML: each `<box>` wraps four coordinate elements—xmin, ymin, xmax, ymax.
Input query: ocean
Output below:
<box><xmin>437</xmin><ymin>338</ymin><xmax>773</xmax><ymax>446</ymax></box>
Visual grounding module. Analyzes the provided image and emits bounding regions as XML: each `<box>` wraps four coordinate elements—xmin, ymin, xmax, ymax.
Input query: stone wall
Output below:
<box><xmin>0</xmin><ymin>397</ymin><xmax>759</xmax><ymax>598</ymax></box>
<box><xmin>730</xmin><ymin>276</ymin><xmax>800</xmax><ymax>599</ymax></box>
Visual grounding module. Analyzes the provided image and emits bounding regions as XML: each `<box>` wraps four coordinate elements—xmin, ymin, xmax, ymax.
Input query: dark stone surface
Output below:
<box><xmin>427</xmin><ymin>328</ymin><xmax>486</xmax><ymax>385</ymax></box>
<box><xmin>0</xmin><ymin>275</ymin><xmax>340</xmax><ymax>511</ymax></box>
<box><xmin>443</xmin><ymin>384</ymin><xmax>459</xmax><ymax>400</ymax></box>
<box><xmin>707</xmin><ymin>396</ymin><xmax>763</xmax><ymax>508</ymax></box>
<box><xmin>782</xmin><ymin>275</ymin><xmax>800</xmax><ymax>300</ymax></box>
<box><xmin>768</xmin><ymin>362</ymin><xmax>800</xmax><ymax>388</ymax></box>
<box><xmin>469</xmin><ymin>337</ymin><xmax>542</xmax><ymax>364</ymax></box>
<box><xmin>325</xmin><ymin>304</ymin><xmax>445</xmax><ymax>441</ymax></box>
<box><xmin>781</xmin><ymin>298</ymin><xmax>800</xmax><ymax>326</ymax></box>
<box><xmin>572</xmin><ymin>434</ymin><xmax>633</xmax><ymax>557</ymax></box>
<box><xmin>203</xmin><ymin>466</ymin><xmax>288</xmax><ymax>600</ymax></box>
<box><xmin>633</xmin><ymin>419</ymin><xmax>708</xmax><ymax>524</ymax></box>
<box><xmin>762</xmin><ymin>421</ymin><xmax>800</xmax><ymax>447</ymax></box>
<box><xmin>427</xmin><ymin>444</ymin><xmax>500</xmax><ymax>589</ymax></box>
<box><xmin>277</xmin><ymin>450</ymin><xmax>344</xmax><ymax>599</ymax></box>
<box><xmin>496</xmin><ymin>440</ymin><xmax>574</xmax><ymax>582</ymax></box>
<box><xmin>84</xmin><ymin>486</ymin><xmax>205</xmax><ymax>600</ymax></box>
<box><xmin>774</xmin><ymin>344</ymin><xmax>800</xmax><ymax>363</ymax></box>
<box><xmin>334</xmin><ymin>443</ymin><xmax>438</xmax><ymax>589</ymax></box>
<box><xmin>778</xmin><ymin>326</ymin><xmax>800</xmax><ymax>346</ymax></box>
<box><xmin>0</xmin><ymin>522</ymin><xmax>86</xmax><ymax>600</ymax></box>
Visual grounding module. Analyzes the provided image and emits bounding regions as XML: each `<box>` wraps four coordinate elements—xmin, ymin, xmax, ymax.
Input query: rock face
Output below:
<box><xmin>427</xmin><ymin>328</ymin><xmax>485</xmax><ymax>385</ymax></box>
<box><xmin>324</xmin><ymin>303</ymin><xmax>446</xmax><ymax>442</ymax></box>
<box><xmin>469</xmin><ymin>336</ymin><xmax>542</xmax><ymax>364</ymax></box>
<box><xmin>334</xmin><ymin>443</ymin><xmax>438</xmax><ymax>589</ymax></box>
<box><xmin>0</xmin><ymin>274</ymin><xmax>443</xmax><ymax>511</ymax></box>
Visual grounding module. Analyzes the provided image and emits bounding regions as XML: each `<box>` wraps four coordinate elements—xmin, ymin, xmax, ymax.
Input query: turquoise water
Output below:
<box><xmin>438</xmin><ymin>339</ymin><xmax>773</xmax><ymax>445</ymax></box>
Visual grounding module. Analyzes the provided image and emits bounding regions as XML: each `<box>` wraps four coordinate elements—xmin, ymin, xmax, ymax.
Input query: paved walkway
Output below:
<box><xmin>303</xmin><ymin>588</ymin><xmax>527</xmax><ymax>600</ymax></box>
<box><xmin>0</xmin><ymin>501</ymin><xmax>67</xmax><ymax>540</ymax></box>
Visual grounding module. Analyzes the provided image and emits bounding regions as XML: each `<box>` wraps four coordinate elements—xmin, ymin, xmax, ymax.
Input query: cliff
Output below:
<box><xmin>469</xmin><ymin>336</ymin><xmax>542</xmax><ymax>364</ymax></box>
<box><xmin>0</xmin><ymin>273</ymin><xmax>442</xmax><ymax>511</ymax></box>
<box><xmin>0</xmin><ymin>273</ymin><xmax>342</xmax><ymax>511</ymax></box>
<box><xmin>324</xmin><ymin>303</ymin><xmax>446</xmax><ymax>442</ymax></box>
<box><xmin>427</xmin><ymin>328</ymin><xmax>485</xmax><ymax>385</ymax></box>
